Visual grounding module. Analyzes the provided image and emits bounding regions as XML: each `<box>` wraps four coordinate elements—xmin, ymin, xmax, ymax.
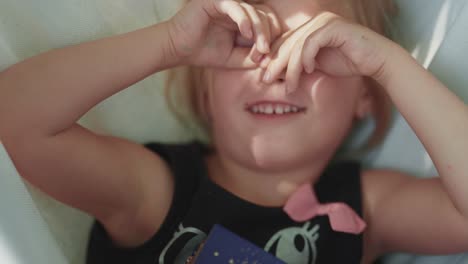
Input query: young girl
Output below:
<box><xmin>0</xmin><ymin>0</ymin><xmax>467</xmax><ymax>263</ymax></box>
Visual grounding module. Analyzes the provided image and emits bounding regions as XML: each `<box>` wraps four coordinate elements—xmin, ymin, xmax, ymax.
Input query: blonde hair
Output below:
<box><xmin>165</xmin><ymin>0</ymin><xmax>398</xmax><ymax>149</ymax></box>
<box><xmin>351</xmin><ymin>0</ymin><xmax>398</xmax><ymax>150</ymax></box>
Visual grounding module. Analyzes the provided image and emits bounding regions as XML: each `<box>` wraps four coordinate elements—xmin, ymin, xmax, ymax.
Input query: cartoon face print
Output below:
<box><xmin>158</xmin><ymin>224</ymin><xmax>207</xmax><ymax>264</ymax></box>
<box><xmin>264</xmin><ymin>222</ymin><xmax>320</xmax><ymax>264</ymax></box>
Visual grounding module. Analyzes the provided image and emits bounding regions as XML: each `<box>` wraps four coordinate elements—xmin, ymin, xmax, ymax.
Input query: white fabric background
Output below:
<box><xmin>0</xmin><ymin>0</ymin><xmax>467</xmax><ymax>263</ymax></box>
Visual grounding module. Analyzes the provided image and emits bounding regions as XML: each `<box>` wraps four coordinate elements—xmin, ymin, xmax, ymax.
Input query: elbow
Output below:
<box><xmin>0</xmin><ymin>117</ymin><xmax>25</xmax><ymax>145</ymax></box>
<box><xmin>0</xmin><ymin>67</ymin><xmax>17</xmax><ymax>142</ymax></box>
<box><xmin>0</xmin><ymin>67</ymin><xmax>34</xmax><ymax>143</ymax></box>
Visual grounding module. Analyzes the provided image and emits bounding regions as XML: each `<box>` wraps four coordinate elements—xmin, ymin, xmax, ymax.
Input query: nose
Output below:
<box><xmin>271</xmin><ymin>69</ymin><xmax>286</xmax><ymax>83</ymax></box>
<box><xmin>276</xmin><ymin>70</ymin><xmax>286</xmax><ymax>83</ymax></box>
<box><xmin>254</xmin><ymin>68</ymin><xmax>290</xmax><ymax>95</ymax></box>
<box><xmin>257</xmin><ymin>67</ymin><xmax>286</xmax><ymax>84</ymax></box>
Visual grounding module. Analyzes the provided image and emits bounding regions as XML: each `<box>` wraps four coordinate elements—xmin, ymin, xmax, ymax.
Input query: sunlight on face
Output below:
<box><xmin>262</xmin><ymin>0</ymin><xmax>355</xmax><ymax>31</ymax></box>
<box><xmin>206</xmin><ymin>0</ymin><xmax>366</xmax><ymax>172</ymax></box>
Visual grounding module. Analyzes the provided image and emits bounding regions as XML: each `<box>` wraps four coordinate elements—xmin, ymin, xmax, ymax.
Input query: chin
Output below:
<box><xmin>214</xmin><ymin>129</ymin><xmax>332</xmax><ymax>172</ymax></box>
<box><xmin>247</xmin><ymin>138</ymin><xmax>314</xmax><ymax>172</ymax></box>
<box><xmin>251</xmin><ymin>155</ymin><xmax>299</xmax><ymax>172</ymax></box>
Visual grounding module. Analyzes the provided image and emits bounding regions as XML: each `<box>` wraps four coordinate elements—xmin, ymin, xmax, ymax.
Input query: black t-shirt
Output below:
<box><xmin>86</xmin><ymin>142</ymin><xmax>364</xmax><ymax>264</ymax></box>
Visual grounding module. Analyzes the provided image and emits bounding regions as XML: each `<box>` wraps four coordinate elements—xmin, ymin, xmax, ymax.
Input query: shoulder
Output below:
<box><xmin>361</xmin><ymin>169</ymin><xmax>411</xmax><ymax>211</ymax></box>
<box><xmin>103</xmin><ymin>141</ymin><xmax>188</xmax><ymax>247</ymax></box>
<box><xmin>360</xmin><ymin>169</ymin><xmax>413</xmax><ymax>261</ymax></box>
<box><xmin>101</xmin><ymin>141</ymin><xmax>206</xmax><ymax>249</ymax></box>
<box><xmin>361</xmin><ymin>168</ymin><xmax>468</xmax><ymax>259</ymax></box>
<box><xmin>143</xmin><ymin>141</ymin><xmax>207</xmax><ymax>191</ymax></box>
<box><xmin>360</xmin><ymin>168</ymin><xmax>419</xmax><ymax>231</ymax></box>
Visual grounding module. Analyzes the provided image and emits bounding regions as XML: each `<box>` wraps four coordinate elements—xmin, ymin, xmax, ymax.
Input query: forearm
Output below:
<box><xmin>378</xmin><ymin>43</ymin><xmax>468</xmax><ymax>217</ymax></box>
<box><xmin>0</xmin><ymin>21</ymin><xmax>179</xmax><ymax>139</ymax></box>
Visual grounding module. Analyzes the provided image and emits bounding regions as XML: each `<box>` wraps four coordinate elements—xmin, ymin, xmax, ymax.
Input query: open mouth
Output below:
<box><xmin>245</xmin><ymin>102</ymin><xmax>307</xmax><ymax>116</ymax></box>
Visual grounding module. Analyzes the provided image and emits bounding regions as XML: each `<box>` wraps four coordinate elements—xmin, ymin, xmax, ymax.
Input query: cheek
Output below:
<box><xmin>208</xmin><ymin>72</ymin><xmax>244</xmax><ymax>122</ymax></box>
<box><xmin>212</xmin><ymin>79</ymin><xmax>238</xmax><ymax>105</ymax></box>
<box><xmin>304</xmin><ymin>73</ymin><xmax>361</xmax><ymax>116</ymax></box>
<box><xmin>208</xmin><ymin>92</ymin><xmax>232</xmax><ymax>128</ymax></box>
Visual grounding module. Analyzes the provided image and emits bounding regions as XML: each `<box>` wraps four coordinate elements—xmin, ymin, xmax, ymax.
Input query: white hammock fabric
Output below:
<box><xmin>0</xmin><ymin>0</ymin><xmax>467</xmax><ymax>263</ymax></box>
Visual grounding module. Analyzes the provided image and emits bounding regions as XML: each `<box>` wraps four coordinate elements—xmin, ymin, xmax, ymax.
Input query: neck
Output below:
<box><xmin>205</xmin><ymin>151</ymin><xmax>332</xmax><ymax>207</ymax></box>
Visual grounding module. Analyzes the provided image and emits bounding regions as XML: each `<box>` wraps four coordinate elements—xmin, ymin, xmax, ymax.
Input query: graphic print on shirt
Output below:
<box><xmin>158</xmin><ymin>222</ymin><xmax>319</xmax><ymax>264</ymax></box>
<box><xmin>158</xmin><ymin>224</ymin><xmax>207</xmax><ymax>264</ymax></box>
<box><xmin>264</xmin><ymin>222</ymin><xmax>320</xmax><ymax>264</ymax></box>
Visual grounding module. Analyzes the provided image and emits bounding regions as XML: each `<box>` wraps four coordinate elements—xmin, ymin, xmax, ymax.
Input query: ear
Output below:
<box><xmin>200</xmin><ymin>69</ymin><xmax>213</xmax><ymax>124</ymax></box>
<box><xmin>355</xmin><ymin>85</ymin><xmax>373</xmax><ymax>120</ymax></box>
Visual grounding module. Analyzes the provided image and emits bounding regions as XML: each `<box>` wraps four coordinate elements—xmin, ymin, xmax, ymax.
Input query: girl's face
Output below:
<box><xmin>205</xmin><ymin>0</ymin><xmax>371</xmax><ymax>172</ymax></box>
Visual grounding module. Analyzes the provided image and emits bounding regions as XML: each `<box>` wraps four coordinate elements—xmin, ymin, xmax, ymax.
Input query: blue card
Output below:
<box><xmin>193</xmin><ymin>224</ymin><xmax>286</xmax><ymax>264</ymax></box>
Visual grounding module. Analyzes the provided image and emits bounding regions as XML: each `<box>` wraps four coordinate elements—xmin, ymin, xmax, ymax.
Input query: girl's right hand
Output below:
<box><xmin>167</xmin><ymin>0</ymin><xmax>282</xmax><ymax>69</ymax></box>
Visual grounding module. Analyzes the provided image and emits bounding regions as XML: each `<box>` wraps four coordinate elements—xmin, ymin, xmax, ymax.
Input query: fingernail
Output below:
<box><xmin>263</xmin><ymin>71</ymin><xmax>271</xmax><ymax>82</ymax></box>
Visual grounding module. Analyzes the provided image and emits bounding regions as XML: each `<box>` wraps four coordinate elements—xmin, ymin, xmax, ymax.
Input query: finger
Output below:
<box><xmin>301</xmin><ymin>25</ymin><xmax>331</xmax><ymax>74</ymax></box>
<box><xmin>217</xmin><ymin>0</ymin><xmax>253</xmax><ymax>39</ymax></box>
<box><xmin>260</xmin><ymin>55</ymin><xmax>271</xmax><ymax>69</ymax></box>
<box><xmin>262</xmin><ymin>41</ymin><xmax>292</xmax><ymax>83</ymax></box>
<box><xmin>260</xmin><ymin>22</ymin><xmax>308</xmax><ymax>69</ymax></box>
<box><xmin>250</xmin><ymin>43</ymin><xmax>265</xmax><ymax>63</ymax></box>
<box><xmin>300</xmin><ymin>14</ymin><xmax>342</xmax><ymax>73</ymax></box>
<box><xmin>262</xmin><ymin>29</ymin><xmax>305</xmax><ymax>83</ymax></box>
<box><xmin>255</xmin><ymin>6</ymin><xmax>282</xmax><ymax>68</ymax></box>
<box><xmin>247</xmin><ymin>10</ymin><xmax>271</xmax><ymax>63</ymax></box>
<box><xmin>268</xmin><ymin>35</ymin><xmax>286</xmax><ymax>57</ymax></box>
<box><xmin>265</xmin><ymin>8</ymin><xmax>283</xmax><ymax>40</ymax></box>
<box><xmin>285</xmin><ymin>39</ymin><xmax>306</xmax><ymax>94</ymax></box>
<box><xmin>258</xmin><ymin>10</ymin><xmax>272</xmax><ymax>50</ymax></box>
<box><xmin>240</xmin><ymin>3</ymin><xmax>269</xmax><ymax>54</ymax></box>
<box><xmin>259</xmin><ymin>33</ymin><xmax>290</xmax><ymax>69</ymax></box>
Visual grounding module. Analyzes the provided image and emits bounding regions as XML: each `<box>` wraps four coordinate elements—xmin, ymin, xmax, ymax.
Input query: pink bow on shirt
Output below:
<box><xmin>283</xmin><ymin>183</ymin><xmax>366</xmax><ymax>235</ymax></box>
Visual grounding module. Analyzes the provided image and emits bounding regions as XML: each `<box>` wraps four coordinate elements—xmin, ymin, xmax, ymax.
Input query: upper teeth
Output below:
<box><xmin>250</xmin><ymin>104</ymin><xmax>300</xmax><ymax>115</ymax></box>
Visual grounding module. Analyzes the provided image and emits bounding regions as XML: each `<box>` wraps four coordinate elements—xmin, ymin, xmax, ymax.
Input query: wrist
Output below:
<box><xmin>373</xmin><ymin>41</ymin><xmax>413</xmax><ymax>88</ymax></box>
<box><xmin>159</xmin><ymin>20</ymin><xmax>186</xmax><ymax>68</ymax></box>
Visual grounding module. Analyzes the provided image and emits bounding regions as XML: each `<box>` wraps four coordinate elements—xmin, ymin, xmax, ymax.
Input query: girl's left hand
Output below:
<box><xmin>260</xmin><ymin>12</ymin><xmax>395</xmax><ymax>93</ymax></box>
